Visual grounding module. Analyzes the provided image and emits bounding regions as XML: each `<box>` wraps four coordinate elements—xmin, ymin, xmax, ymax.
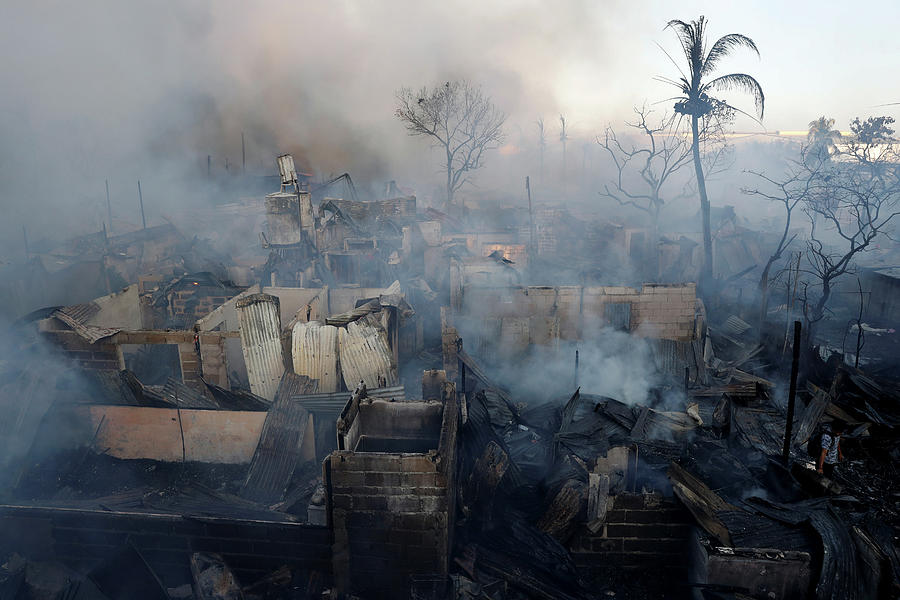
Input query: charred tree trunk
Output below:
<box><xmin>691</xmin><ymin>115</ymin><xmax>713</xmax><ymax>291</ymax></box>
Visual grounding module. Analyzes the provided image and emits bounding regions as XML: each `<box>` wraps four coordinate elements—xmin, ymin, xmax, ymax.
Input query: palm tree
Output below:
<box><xmin>663</xmin><ymin>16</ymin><xmax>764</xmax><ymax>289</ymax></box>
<box><xmin>807</xmin><ymin>116</ymin><xmax>841</xmax><ymax>163</ymax></box>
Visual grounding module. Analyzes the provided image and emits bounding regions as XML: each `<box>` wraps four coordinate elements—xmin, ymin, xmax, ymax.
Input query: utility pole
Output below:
<box><xmin>137</xmin><ymin>180</ymin><xmax>146</xmax><ymax>229</ymax></box>
<box><xmin>241</xmin><ymin>132</ymin><xmax>246</xmax><ymax>173</ymax></box>
<box><xmin>105</xmin><ymin>179</ymin><xmax>112</xmax><ymax>234</ymax></box>
<box><xmin>782</xmin><ymin>320</ymin><xmax>802</xmax><ymax>465</ymax></box>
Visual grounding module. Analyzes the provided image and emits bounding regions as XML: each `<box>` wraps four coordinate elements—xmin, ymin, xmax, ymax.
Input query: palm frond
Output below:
<box><xmin>715</xmin><ymin>100</ymin><xmax>763</xmax><ymax>126</ymax></box>
<box><xmin>665</xmin><ymin>19</ymin><xmax>698</xmax><ymax>75</ymax></box>
<box><xmin>702</xmin><ymin>73</ymin><xmax>765</xmax><ymax>118</ymax></box>
<box><xmin>702</xmin><ymin>33</ymin><xmax>759</xmax><ymax>77</ymax></box>
<box><xmin>652</xmin><ymin>75</ymin><xmax>686</xmax><ymax>90</ymax></box>
<box><xmin>654</xmin><ymin>42</ymin><xmax>687</xmax><ymax>82</ymax></box>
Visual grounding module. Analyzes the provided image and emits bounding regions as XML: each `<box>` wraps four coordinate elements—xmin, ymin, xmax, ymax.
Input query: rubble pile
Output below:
<box><xmin>0</xmin><ymin>153</ymin><xmax>898</xmax><ymax>600</ymax></box>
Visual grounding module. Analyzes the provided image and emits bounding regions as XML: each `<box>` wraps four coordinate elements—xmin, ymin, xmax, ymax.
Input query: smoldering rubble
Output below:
<box><xmin>0</xmin><ymin>129</ymin><xmax>899</xmax><ymax>600</ymax></box>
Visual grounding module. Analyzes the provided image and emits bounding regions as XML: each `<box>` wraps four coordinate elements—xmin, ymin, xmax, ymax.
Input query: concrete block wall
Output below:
<box><xmin>328</xmin><ymin>384</ymin><xmax>459</xmax><ymax>598</ymax></box>
<box><xmin>454</xmin><ymin>283</ymin><xmax>699</xmax><ymax>350</ymax></box>
<box><xmin>0</xmin><ymin>506</ymin><xmax>332</xmax><ymax>588</ymax></box>
<box><xmin>569</xmin><ymin>492</ymin><xmax>693</xmax><ymax>577</ymax></box>
<box><xmin>169</xmin><ymin>289</ymin><xmax>233</xmax><ymax>324</ymax></box>
<box><xmin>42</xmin><ymin>330</ymin><xmax>122</xmax><ymax>372</ymax></box>
<box><xmin>633</xmin><ymin>283</ymin><xmax>698</xmax><ymax>340</ymax></box>
<box><xmin>117</xmin><ymin>331</ymin><xmax>205</xmax><ymax>389</ymax></box>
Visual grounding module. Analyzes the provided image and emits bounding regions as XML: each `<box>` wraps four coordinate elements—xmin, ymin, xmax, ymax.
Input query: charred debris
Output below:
<box><xmin>0</xmin><ymin>154</ymin><xmax>899</xmax><ymax>600</ymax></box>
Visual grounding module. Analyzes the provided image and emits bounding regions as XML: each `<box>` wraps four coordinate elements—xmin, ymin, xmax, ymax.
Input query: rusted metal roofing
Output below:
<box><xmin>292</xmin><ymin>321</ymin><xmax>340</xmax><ymax>392</ymax></box>
<box><xmin>240</xmin><ymin>373</ymin><xmax>314</xmax><ymax>504</ymax></box>
<box><xmin>338</xmin><ymin>313</ymin><xmax>397</xmax><ymax>390</ymax></box>
<box><xmin>236</xmin><ymin>293</ymin><xmax>284</xmax><ymax>402</ymax></box>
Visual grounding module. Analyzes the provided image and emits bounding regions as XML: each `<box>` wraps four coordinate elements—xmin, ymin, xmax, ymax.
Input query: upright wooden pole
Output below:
<box><xmin>782</xmin><ymin>320</ymin><xmax>802</xmax><ymax>464</ymax></box>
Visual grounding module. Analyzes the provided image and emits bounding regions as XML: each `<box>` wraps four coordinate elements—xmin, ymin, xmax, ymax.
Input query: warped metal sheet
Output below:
<box><xmin>325</xmin><ymin>298</ymin><xmax>381</xmax><ymax>327</ymax></box>
<box><xmin>237</xmin><ymin>293</ymin><xmax>284</xmax><ymax>402</ymax></box>
<box><xmin>338</xmin><ymin>313</ymin><xmax>396</xmax><ymax>390</ymax></box>
<box><xmin>52</xmin><ymin>307</ymin><xmax>120</xmax><ymax>344</ymax></box>
<box><xmin>240</xmin><ymin>373</ymin><xmax>313</xmax><ymax>504</ymax></box>
<box><xmin>293</xmin><ymin>385</ymin><xmax>405</xmax><ymax>419</ymax></box>
<box><xmin>731</xmin><ymin>405</ymin><xmax>786</xmax><ymax>457</ymax></box>
<box><xmin>292</xmin><ymin>321</ymin><xmax>340</xmax><ymax>392</ymax></box>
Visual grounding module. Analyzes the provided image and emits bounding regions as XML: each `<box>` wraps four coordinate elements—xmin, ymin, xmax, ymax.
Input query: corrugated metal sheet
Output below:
<box><xmin>240</xmin><ymin>373</ymin><xmax>315</xmax><ymax>504</ymax></box>
<box><xmin>237</xmin><ymin>293</ymin><xmax>284</xmax><ymax>402</ymax></box>
<box><xmin>723</xmin><ymin>314</ymin><xmax>752</xmax><ymax>336</ymax></box>
<box><xmin>338</xmin><ymin>313</ymin><xmax>397</xmax><ymax>390</ymax></box>
<box><xmin>53</xmin><ymin>303</ymin><xmax>120</xmax><ymax>343</ymax></box>
<box><xmin>293</xmin><ymin>385</ymin><xmax>405</xmax><ymax>419</ymax></box>
<box><xmin>292</xmin><ymin>321</ymin><xmax>340</xmax><ymax>392</ymax></box>
<box><xmin>325</xmin><ymin>298</ymin><xmax>381</xmax><ymax>327</ymax></box>
<box><xmin>604</xmin><ymin>301</ymin><xmax>632</xmax><ymax>330</ymax></box>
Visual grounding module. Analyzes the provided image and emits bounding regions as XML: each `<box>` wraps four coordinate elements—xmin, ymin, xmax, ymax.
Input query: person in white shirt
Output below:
<box><xmin>817</xmin><ymin>421</ymin><xmax>845</xmax><ymax>478</ymax></box>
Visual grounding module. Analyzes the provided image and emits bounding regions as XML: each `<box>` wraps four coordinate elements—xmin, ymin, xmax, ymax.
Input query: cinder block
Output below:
<box><xmin>386</xmin><ymin>496</ymin><xmax>420</xmax><ymax>513</ymax></box>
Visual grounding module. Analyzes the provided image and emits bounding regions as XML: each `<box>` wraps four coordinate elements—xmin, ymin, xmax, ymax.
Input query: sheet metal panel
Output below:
<box><xmin>237</xmin><ymin>293</ymin><xmax>284</xmax><ymax>402</ymax></box>
<box><xmin>240</xmin><ymin>373</ymin><xmax>313</xmax><ymax>504</ymax></box>
<box><xmin>338</xmin><ymin>314</ymin><xmax>397</xmax><ymax>390</ymax></box>
<box><xmin>292</xmin><ymin>321</ymin><xmax>340</xmax><ymax>392</ymax></box>
<box><xmin>293</xmin><ymin>385</ymin><xmax>405</xmax><ymax>418</ymax></box>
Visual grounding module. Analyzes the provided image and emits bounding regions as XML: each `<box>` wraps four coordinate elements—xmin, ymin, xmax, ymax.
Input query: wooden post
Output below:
<box><xmin>574</xmin><ymin>349</ymin><xmax>579</xmax><ymax>389</ymax></box>
<box><xmin>105</xmin><ymin>179</ymin><xmax>112</xmax><ymax>234</ymax></box>
<box><xmin>241</xmin><ymin>132</ymin><xmax>246</xmax><ymax>172</ymax></box>
<box><xmin>137</xmin><ymin>180</ymin><xmax>146</xmax><ymax>229</ymax></box>
<box><xmin>782</xmin><ymin>320</ymin><xmax>802</xmax><ymax>464</ymax></box>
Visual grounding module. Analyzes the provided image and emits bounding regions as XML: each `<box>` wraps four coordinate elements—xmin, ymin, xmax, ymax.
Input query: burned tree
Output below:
<box><xmin>743</xmin><ymin>148</ymin><xmax>824</xmax><ymax>339</ymax></box>
<box><xmin>801</xmin><ymin>117</ymin><xmax>899</xmax><ymax>334</ymax></box>
<box><xmin>395</xmin><ymin>81</ymin><xmax>506</xmax><ymax>207</ymax></box>
<box><xmin>598</xmin><ymin>106</ymin><xmax>693</xmax><ymax>233</ymax></box>
<box><xmin>663</xmin><ymin>16</ymin><xmax>765</xmax><ymax>290</ymax></box>
<box><xmin>559</xmin><ymin>114</ymin><xmax>569</xmax><ymax>179</ymax></box>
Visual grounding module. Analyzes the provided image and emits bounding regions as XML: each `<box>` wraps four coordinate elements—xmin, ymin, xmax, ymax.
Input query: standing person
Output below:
<box><xmin>817</xmin><ymin>421</ymin><xmax>845</xmax><ymax>477</ymax></box>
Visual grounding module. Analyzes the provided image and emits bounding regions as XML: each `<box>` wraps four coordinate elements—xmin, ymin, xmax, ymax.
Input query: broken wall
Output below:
<box><xmin>328</xmin><ymin>382</ymin><xmax>458</xmax><ymax>598</ymax></box>
<box><xmin>84</xmin><ymin>405</ymin><xmax>267</xmax><ymax>463</ymax></box>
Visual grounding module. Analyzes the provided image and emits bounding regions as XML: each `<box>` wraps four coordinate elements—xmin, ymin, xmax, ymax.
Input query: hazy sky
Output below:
<box><xmin>0</xmin><ymin>1</ymin><xmax>897</xmax><ymax>248</ymax></box>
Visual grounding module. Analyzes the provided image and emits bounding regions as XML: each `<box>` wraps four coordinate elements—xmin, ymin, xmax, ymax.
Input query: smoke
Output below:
<box><xmin>0</xmin><ymin>1</ymin><xmax>647</xmax><ymax>258</ymax></box>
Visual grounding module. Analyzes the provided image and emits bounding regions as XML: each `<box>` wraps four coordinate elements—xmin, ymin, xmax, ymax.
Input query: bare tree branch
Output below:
<box><xmin>395</xmin><ymin>81</ymin><xmax>506</xmax><ymax>207</ymax></box>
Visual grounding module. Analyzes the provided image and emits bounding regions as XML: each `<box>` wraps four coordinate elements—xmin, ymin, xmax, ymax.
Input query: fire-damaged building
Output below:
<box><xmin>0</xmin><ymin>153</ymin><xmax>898</xmax><ymax>600</ymax></box>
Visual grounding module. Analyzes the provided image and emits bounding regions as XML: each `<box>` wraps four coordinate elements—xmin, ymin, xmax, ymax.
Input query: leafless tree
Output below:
<box><xmin>743</xmin><ymin>148</ymin><xmax>823</xmax><ymax>339</ymax></box>
<box><xmin>801</xmin><ymin>119</ymin><xmax>900</xmax><ymax>334</ymax></box>
<box><xmin>598</xmin><ymin>107</ymin><xmax>693</xmax><ymax>232</ymax></box>
<box><xmin>537</xmin><ymin>117</ymin><xmax>547</xmax><ymax>182</ymax></box>
<box><xmin>841</xmin><ymin>278</ymin><xmax>866</xmax><ymax>368</ymax></box>
<box><xmin>395</xmin><ymin>81</ymin><xmax>506</xmax><ymax>207</ymax></box>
